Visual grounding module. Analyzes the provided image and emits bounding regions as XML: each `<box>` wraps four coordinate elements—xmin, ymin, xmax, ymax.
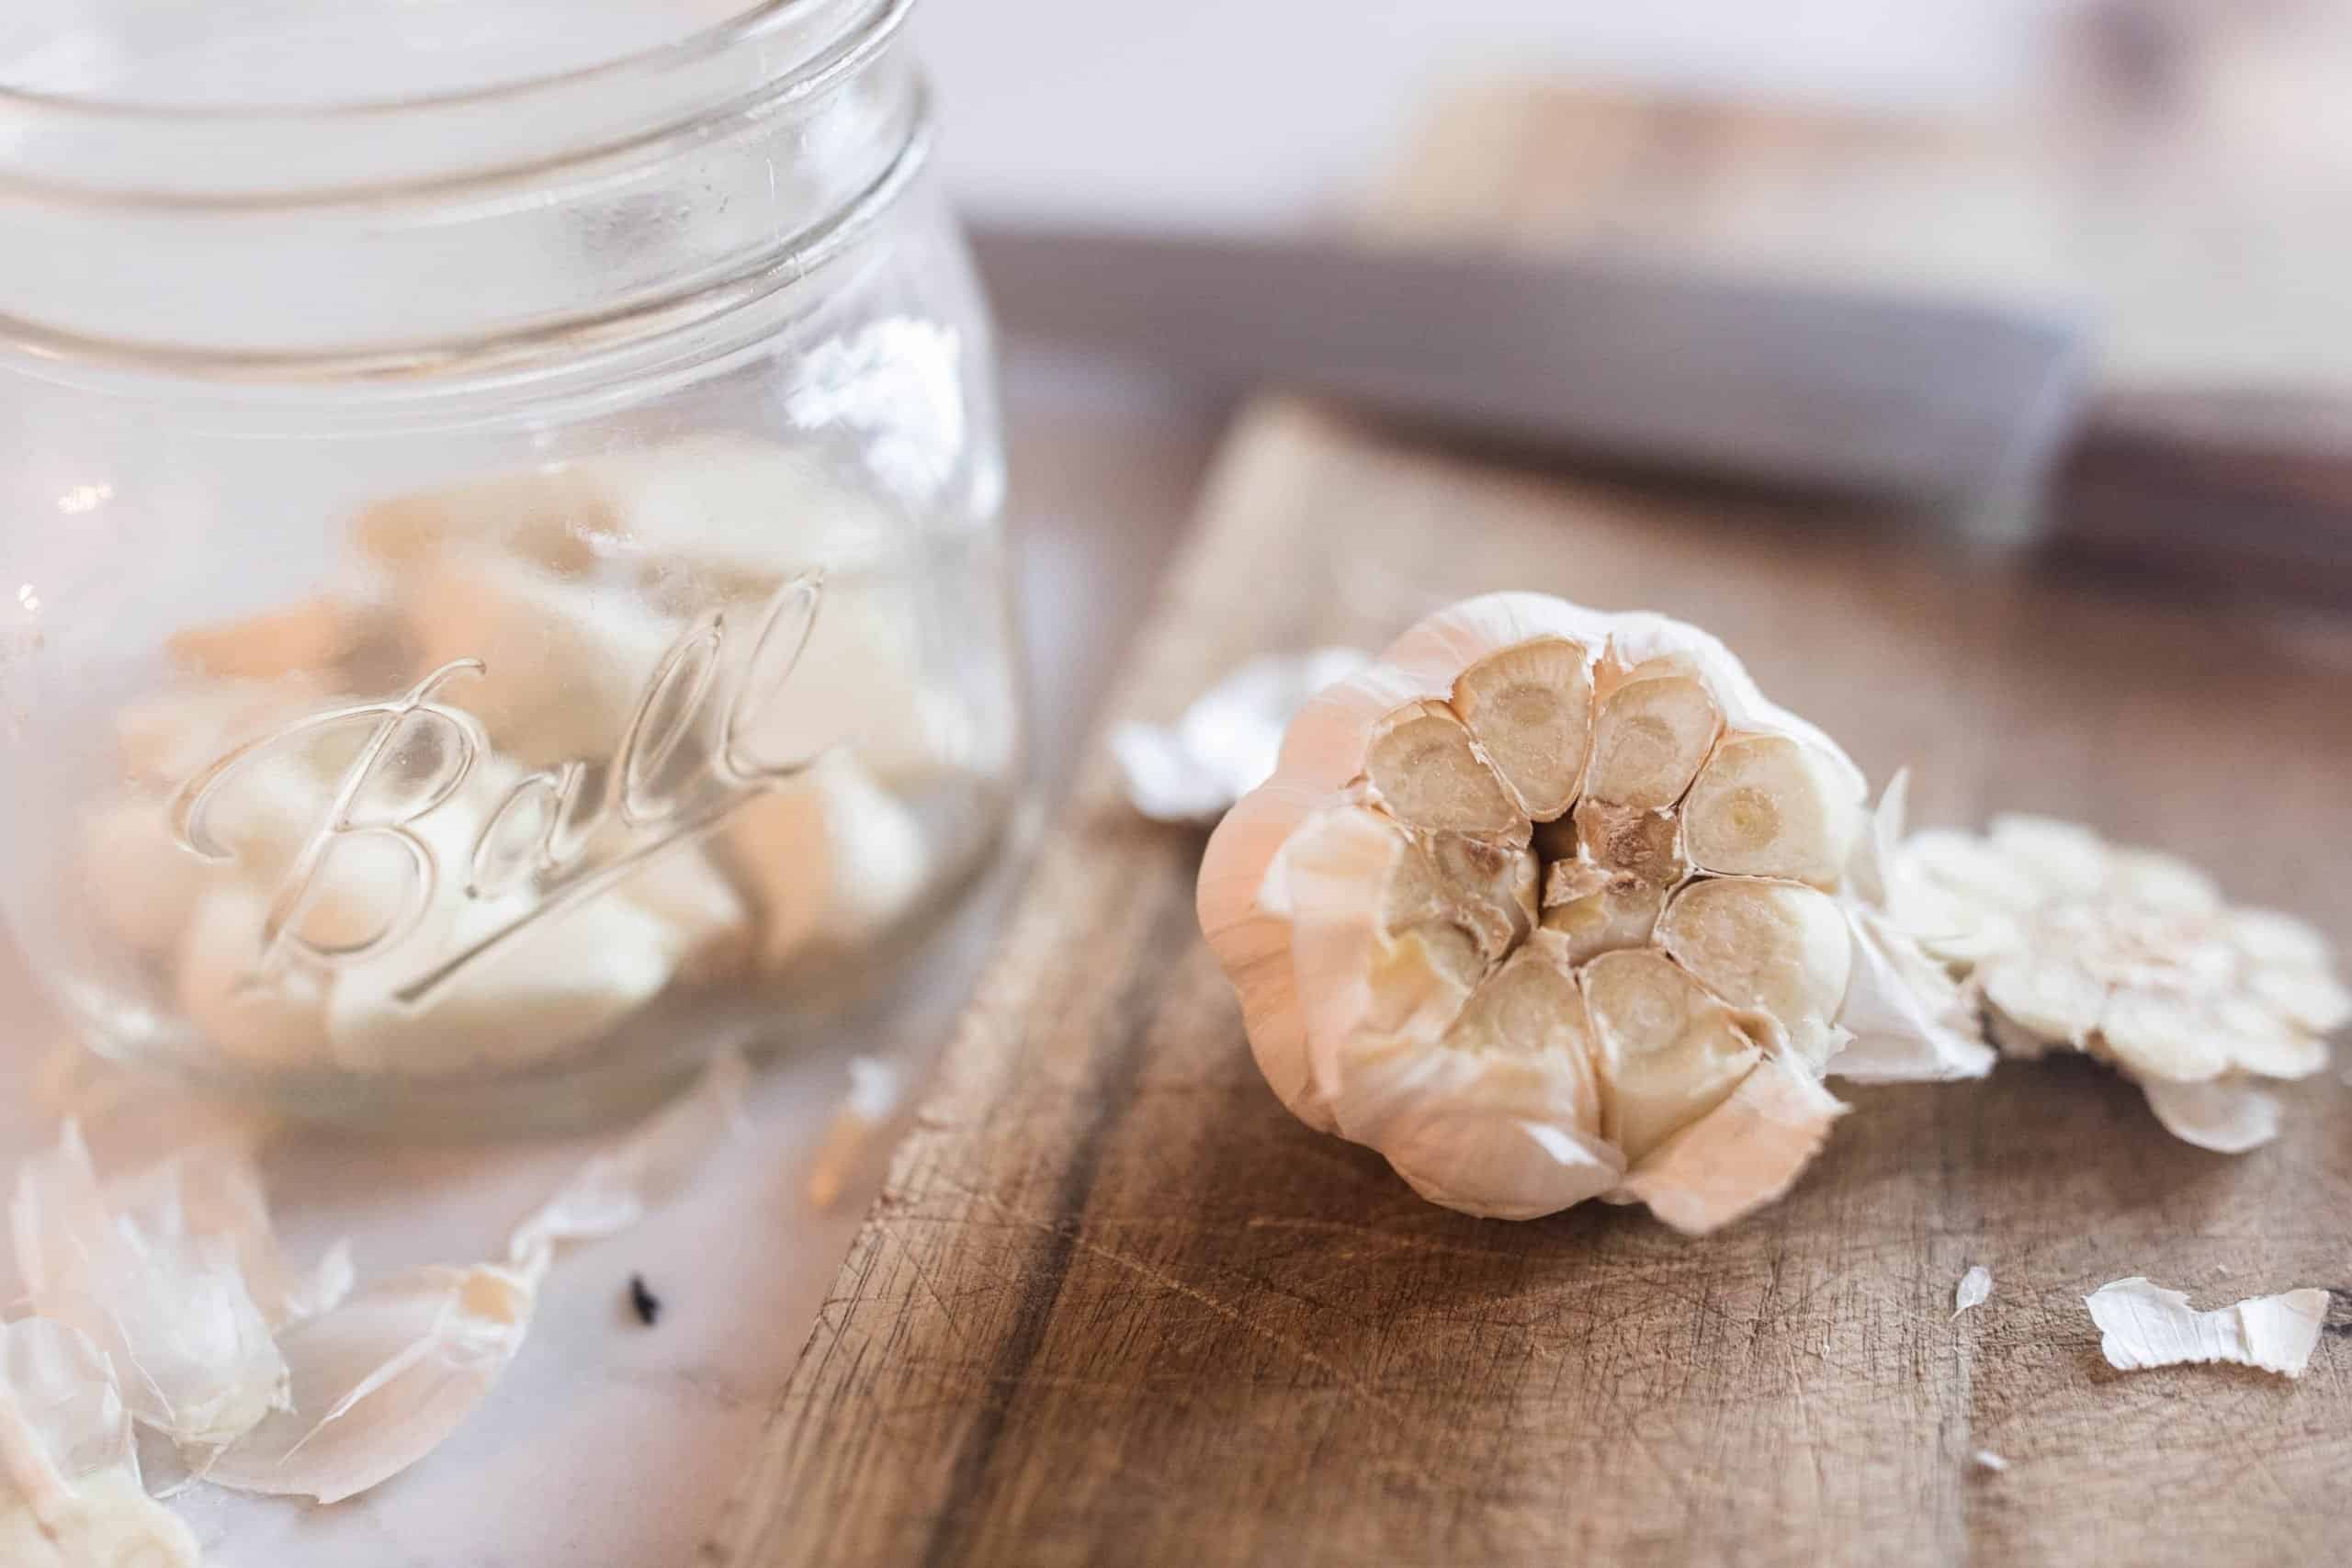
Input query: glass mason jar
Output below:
<box><xmin>0</xmin><ymin>0</ymin><xmax>1021</xmax><ymax>1126</ymax></box>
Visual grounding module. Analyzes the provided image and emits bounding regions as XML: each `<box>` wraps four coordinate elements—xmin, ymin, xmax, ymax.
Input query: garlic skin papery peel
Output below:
<box><xmin>1894</xmin><ymin>816</ymin><xmax>2346</xmax><ymax>1152</ymax></box>
<box><xmin>2085</xmin><ymin>1277</ymin><xmax>2327</xmax><ymax>1378</ymax></box>
<box><xmin>10</xmin><ymin>1123</ymin><xmax>354</xmax><ymax>1455</ymax></box>
<box><xmin>5</xmin><ymin>1050</ymin><xmax>745</xmax><ymax>1523</ymax></box>
<box><xmin>1196</xmin><ymin>592</ymin><xmax>1985</xmax><ymax>1232</ymax></box>
<box><xmin>0</xmin><ymin>1318</ymin><xmax>200</xmax><ymax>1566</ymax></box>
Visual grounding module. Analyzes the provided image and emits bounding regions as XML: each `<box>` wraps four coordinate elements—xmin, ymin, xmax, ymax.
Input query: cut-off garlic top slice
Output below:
<box><xmin>1200</xmin><ymin>592</ymin><xmax>1977</xmax><ymax>1232</ymax></box>
<box><xmin>1893</xmin><ymin>813</ymin><xmax>2346</xmax><ymax>1153</ymax></box>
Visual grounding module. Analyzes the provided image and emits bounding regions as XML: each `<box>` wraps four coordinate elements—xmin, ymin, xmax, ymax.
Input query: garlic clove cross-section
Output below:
<box><xmin>1199</xmin><ymin>592</ymin><xmax>1975</xmax><ymax>1233</ymax></box>
<box><xmin>1893</xmin><ymin>815</ymin><xmax>2345</xmax><ymax>1151</ymax></box>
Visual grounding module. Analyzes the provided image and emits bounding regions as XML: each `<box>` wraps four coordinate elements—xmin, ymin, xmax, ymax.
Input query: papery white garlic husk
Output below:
<box><xmin>1111</xmin><ymin>648</ymin><xmax>1372</xmax><ymax>823</ymax></box>
<box><xmin>200</xmin><ymin>1257</ymin><xmax>539</xmax><ymax>1506</ymax></box>
<box><xmin>8</xmin><ymin>1122</ymin><xmax>350</xmax><ymax>1454</ymax></box>
<box><xmin>2084</xmin><ymin>1276</ymin><xmax>2327</xmax><ymax>1378</ymax></box>
<box><xmin>1892</xmin><ymin>814</ymin><xmax>2345</xmax><ymax>1152</ymax></box>
<box><xmin>206</xmin><ymin>1049</ymin><xmax>745</xmax><ymax>1505</ymax></box>
<box><xmin>0</xmin><ymin>1318</ymin><xmax>199</xmax><ymax>1567</ymax></box>
<box><xmin>1199</xmin><ymin>592</ymin><xmax>1973</xmax><ymax>1232</ymax></box>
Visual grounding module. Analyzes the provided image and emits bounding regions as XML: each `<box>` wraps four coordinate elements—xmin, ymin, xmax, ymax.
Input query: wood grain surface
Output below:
<box><xmin>709</xmin><ymin>92</ymin><xmax>2352</xmax><ymax>1568</ymax></box>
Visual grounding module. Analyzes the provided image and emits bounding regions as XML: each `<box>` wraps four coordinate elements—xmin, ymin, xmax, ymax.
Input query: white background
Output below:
<box><xmin>916</xmin><ymin>0</ymin><xmax>2061</xmax><ymax>226</ymax></box>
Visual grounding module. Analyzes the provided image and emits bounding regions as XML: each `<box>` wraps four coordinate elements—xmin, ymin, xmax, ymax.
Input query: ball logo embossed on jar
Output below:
<box><xmin>168</xmin><ymin>573</ymin><xmax>826</xmax><ymax>1008</ymax></box>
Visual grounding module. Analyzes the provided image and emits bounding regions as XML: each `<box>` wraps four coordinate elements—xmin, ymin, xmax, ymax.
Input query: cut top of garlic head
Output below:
<box><xmin>1197</xmin><ymin>592</ymin><xmax>1978</xmax><ymax>1233</ymax></box>
<box><xmin>1894</xmin><ymin>815</ymin><xmax>2346</xmax><ymax>1152</ymax></box>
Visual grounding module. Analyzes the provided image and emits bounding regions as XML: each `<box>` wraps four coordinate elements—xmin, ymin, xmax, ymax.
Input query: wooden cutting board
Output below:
<box><xmin>707</xmin><ymin>90</ymin><xmax>2352</xmax><ymax>1568</ymax></box>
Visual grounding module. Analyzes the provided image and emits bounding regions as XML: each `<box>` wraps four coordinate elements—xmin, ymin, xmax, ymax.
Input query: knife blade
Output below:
<box><xmin>969</xmin><ymin>223</ymin><xmax>2090</xmax><ymax>531</ymax></box>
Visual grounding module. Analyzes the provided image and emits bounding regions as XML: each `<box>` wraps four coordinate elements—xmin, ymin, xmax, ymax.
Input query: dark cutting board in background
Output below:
<box><xmin>704</xmin><ymin>78</ymin><xmax>2352</xmax><ymax>1568</ymax></box>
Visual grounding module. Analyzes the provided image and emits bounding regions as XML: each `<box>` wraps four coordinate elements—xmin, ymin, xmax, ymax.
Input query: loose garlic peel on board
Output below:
<box><xmin>1894</xmin><ymin>816</ymin><xmax>2347</xmax><ymax>1152</ymax></box>
<box><xmin>1199</xmin><ymin>592</ymin><xmax>1983</xmax><ymax>1232</ymax></box>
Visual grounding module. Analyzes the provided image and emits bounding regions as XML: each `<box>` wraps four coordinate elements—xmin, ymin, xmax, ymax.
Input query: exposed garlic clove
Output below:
<box><xmin>1831</xmin><ymin>909</ymin><xmax>1997</xmax><ymax>1082</ymax></box>
<box><xmin>1682</xmin><ymin>734</ymin><xmax>1862</xmax><ymax>888</ymax></box>
<box><xmin>1980</xmin><ymin>953</ymin><xmax>2108</xmax><ymax>1047</ymax></box>
<box><xmin>1438</xmin><ymin>936</ymin><xmax>1595</xmax><ymax>1064</ymax></box>
<box><xmin>616</xmin><ymin>845</ymin><xmax>754</xmax><ymax>986</ymax></box>
<box><xmin>2224</xmin><ymin>908</ymin><xmax>2333</xmax><ymax>970</ymax></box>
<box><xmin>2249</xmin><ymin>964</ymin><xmax>2352</xmax><ymax>1034</ymax></box>
<box><xmin>1362</xmin><ymin>925</ymin><xmax>1485</xmax><ymax>1035</ymax></box>
<box><xmin>357</xmin><ymin>436</ymin><xmax>894</xmax><ymax>597</ymax></box>
<box><xmin>1198</xmin><ymin>592</ymin><xmax>1947</xmax><ymax>1229</ymax></box>
<box><xmin>717</xmin><ymin>578</ymin><xmax>935</xmax><ymax>783</ymax></box>
<box><xmin>1277</xmin><ymin>806</ymin><xmax>1479</xmax><ymax>1093</ymax></box>
<box><xmin>1584</xmin><ymin>674</ymin><xmax>1721</xmax><ymax>809</ymax></box>
<box><xmin>1893</xmin><ymin>813</ymin><xmax>2342</xmax><ymax>1149</ymax></box>
<box><xmin>165</xmin><ymin>595</ymin><xmax>401</xmax><ymax>686</ymax></box>
<box><xmin>1388</xmin><ymin>830</ymin><xmax>1538</xmax><ymax>963</ymax></box>
<box><xmin>85</xmin><ymin>737</ymin><xmax>354</xmax><ymax>959</ymax></box>
<box><xmin>589</xmin><ymin>435</ymin><xmax>895</xmax><ymax>589</ymax></box>
<box><xmin>1985</xmin><ymin>814</ymin><xmax>2111</xmax><ymax>900</ymax></box>
<box><xmin>2137</xmin><ymin>1077</ymin><xmax>2282</xmax><ymax>1154</ymax></box>
<box><xmin>2097</xmin><ymin>987</ymin><xmax>2231</xmax><ymax>1082</ymax></box>
<box><xmin>1573</xmin><ymin>798</ymin><xmax>1683</xmax><ymax>888</ymax></box>
<box><xmin>1581</xmin><ymin>949</ymin><xmax>1763</xmax><ymax>1162</ymax></box>
<box><xmin>112</xmin><ymin>677</ymin><xmax>333</xmax><ymax>789</ymax></box>
<box><xmin>1885</xmin><ymin>825</ymin><xmax>2041</xmax><ymax>960</ymax></box>
<box><xmin>1541</xmin><ymin>882</ymin><xmax>1668</xmax><ymax>966</ymax></box>
<box><xmin>396</xmin><ymin>552</ymin><xmax>686</xmax><ymax>768</ymax></box>
<box><xmin>1611</xmin><ymin>1053</ymin><xmax>1846</xmax><ymax>1235</ymax></box>
<box><xmin>1537</xmin><ymin>801</ymin><xmax>1682</xmax><ymax>964</ymax></box>
<box><xmin>2105</xmin><ymin>848</ymin><xmax>2222</xmax><ymax>916</ymax></box>
<box><xmin>326</xmin><ymin>891</ymin><xmax>679</xmax><ymax>1077</ymax></box>
<box><xmin>1329</xmin><ymin>948</ymin><xmax>1619</xmax><ymax>1222</ymax></box>
<box><xmin>1362</xmin><ymin>700</ymin><xmax>1524</xmax><ymax>839</ymax></box>
<box><xmin>175</xmin><ymin>888</ymin><xmax>334</xmax><ymax>1070</ymax></box>
<box><xmin>356</xmin><ymin>465</ymin><xmax>613</xmax><ymax>578</ymax></box>
<box><xmin>1447</xmin><ymin>636</ymin><xmax>1591</xmax><ymax>821</ymax></box>
<box><xmin>723</xmin><ymin>752</ymin><xmax>932</xmax><ymax>972</ymax></box>
<box><xmin>1657</xmin><ymin>877</ymin><xmax>1853</xmax><ymax>1071</ymax></box>
<box><xmin>2213</xmin><ymin>996</ymin><xmax>2331</xmax><ymax>1079</ymax></box>
<box><xmin>320</xmin><ymin>761</ymin><xmax>684</xmax><ymax>1076</ymax></box>
<box><xmin>81</xmin><ymin>794</ymin><xmax>212</xmax><ymax>957</ymax></box>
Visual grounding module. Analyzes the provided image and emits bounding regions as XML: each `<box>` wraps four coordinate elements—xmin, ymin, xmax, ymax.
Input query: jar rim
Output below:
<box><xmin>0</xmin><ymin>0</ymin><xmax>910</xmax><ymax>208</ymax></box>
<box><xmin>5</xmin><ymin>0</ymin><xmax>844</xmax><ymax>120</ymax></box>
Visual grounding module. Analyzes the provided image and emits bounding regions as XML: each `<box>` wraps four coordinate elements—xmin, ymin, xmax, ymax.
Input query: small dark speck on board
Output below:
<box><xmin>628</xmin><ymin>1273</ymin><xmax>662</xmax><ymax>1327</ymax></box>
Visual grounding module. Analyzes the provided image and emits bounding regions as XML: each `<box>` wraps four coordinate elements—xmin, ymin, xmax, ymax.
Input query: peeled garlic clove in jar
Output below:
<box><xmin>720</xmin><ymin>751</ymin><xmax>933</xmax><ymax>974</ymax></box>
<box><xmin>359</xmin><ymin>440</ymin><xmax>964</xmax><ymax>785</ymax></box>
<box><xmin>83</xmin><ymin>678</ymin><xmax>362</xmax><ymax>956</ymax></box>
<box><xmin>356</xmin><ymin>435</ymin><xmax>891</xmax><ymax>599</ymax></box>
<box><xmin>1199</xmin><ymin>592</ymin><xmax>1969</xmax><ymax>1232</ymax></box>
<box><xmin>164</xmin><ymin>595</ymin><xmax>406</xmax><ymax>687</ymax></box>
<box><xmin>175</xmin><ymin>886</ymin><xmax>335</xmax><ymax>1071</ymax></box>
<box><xmin>320</xmin><ymin>761</ymin><xmax>686</xmax><ymax>1076</ymax></box>
<box><xmin>394</xmin><ymin>551</ymin><xmax>691</xmax><ymax>769</ymax></box>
